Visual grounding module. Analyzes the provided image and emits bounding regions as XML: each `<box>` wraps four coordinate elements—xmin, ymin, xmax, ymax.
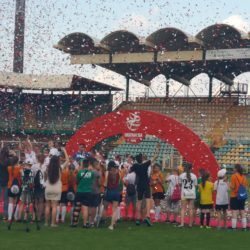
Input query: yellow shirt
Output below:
<box><xmin>199</xmin><ymin>181</ymin><xmax>214</xmax><ymax>205</ymax></box>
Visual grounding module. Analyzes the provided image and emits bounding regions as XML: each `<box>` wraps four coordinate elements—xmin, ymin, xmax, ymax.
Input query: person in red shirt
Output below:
<box><xmin>230</xmin><ymin>164</ymin><xmax>248</xmax><ymax>230</ymax></box>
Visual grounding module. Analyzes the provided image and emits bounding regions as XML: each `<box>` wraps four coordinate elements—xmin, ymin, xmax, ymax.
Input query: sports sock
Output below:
<box><xmin>116</xmin><ymin>207</ymin><xmax>120</xmax><ymax>220</ymax></box>
<box><xmin>206</xmin><ymin>213</ymin><xmax>211</xmax><ymax>226</ymax></box>
<box><xmin>200</xmin><ymin>212</ymin><xmax>205</xmax><ymax>226</ymax></box>
<box><xmin>70</xmin><ymin>207</ymin><xmax>74</xmax><ymax>224</ymax></box>
<box><xmin>56</xmin><ymin>206</ymin><xmax>60</xmax><ymax>222</ymax></box>
<box><xmin>14</xmin><ymin>205</ymin><xmax>19</xmax><ymax>220</ymax></box>
<box><xmin>155</xmin><ymin>206</ymin><xmax>161</xmax><ymax>220</ymax></box>
<box><xmin>72</xmin><ymin>203</ymin><xmax>81</xmax><ymax>225</ymax></box>
<box><xmin>8</xmin><ymin>203</ymin><xmax>14</xmax><ymax>221</ymax></box>
<box><xmin>242</xmin><ymin>218</ymin><xmax>247</xmax><ymax>229</ymax></box>
<box><xmin>232</xmin><ymin>218</ymin><xmax>237</xmax><ymax>229</ymax></box>
<box><xmin>61</xmin><ymin>206</ymin><xmax>67</xmax><ymax>222</ymax></box>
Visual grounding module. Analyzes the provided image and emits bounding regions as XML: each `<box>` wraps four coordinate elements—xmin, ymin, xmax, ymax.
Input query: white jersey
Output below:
<box><xmin>124</xmin><ymin>172</ymin><xmax>136</xmax><ymax>185</ymax></box>
<box><xmin>179</xmin><ymin>173</ymin><xmax>197</xmax><ymax>199</ymax></box>
<box><xmin>214</xmin><ymin>180</ymin><xmax>229</xmax><ymax>205</ymax></box>
<box><xmin>25</xmin><ymin>151</ymin><xmax>37</xmax><ymax>165</ymax></box>
<box><xmin>166</xmin><ymin>174</ymin><xmax>179</xmax><ymax>196</ymax></box>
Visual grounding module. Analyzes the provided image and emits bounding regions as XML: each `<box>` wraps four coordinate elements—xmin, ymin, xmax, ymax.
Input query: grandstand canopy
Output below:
<box><xmin>0</xmin><ymin>72</ymin><xmax>122</xmax><ymax>92</ymax></box>
<box><xmin>54</xmin><ymin>24</ymin><xmax>250</xmax><ymax>90</ymax></box>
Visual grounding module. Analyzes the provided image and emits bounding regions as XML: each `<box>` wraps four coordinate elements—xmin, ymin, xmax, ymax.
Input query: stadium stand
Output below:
<box><xmin>0</xmin><ymin>73</ymin><xmax>122</xmax><ymax>144</ymax></box>
<box><xmin>107</xmin><ymin>96</ymin><xmax>250</xmax><ymax>171</ymax></box>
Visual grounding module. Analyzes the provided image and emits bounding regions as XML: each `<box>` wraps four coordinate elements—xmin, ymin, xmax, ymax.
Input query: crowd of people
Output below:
<box><xmin>0</xmin><ymin>138</ymin><xmax>249</xmax><ymax>231</ymax></box>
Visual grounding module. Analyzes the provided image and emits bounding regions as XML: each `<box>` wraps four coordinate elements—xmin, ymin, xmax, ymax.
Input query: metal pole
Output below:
<box><xmin>166</xmin><ymin>79</ymin><xmax>169</xmax><ymax>97</ymax></box>
<box><xmin>13</xmin><ymin>0</ymin><xmax>26</xmax><ymax>73</ymax></box>
<box><xmin>208</xmin><ymin>75</ymin><xmax>213</xmax><ymax>102</ymax></box>
<box><xmin>126</xmin><ymin>77</ymin><xmax>130</xmax><ymax>101</ymax></box>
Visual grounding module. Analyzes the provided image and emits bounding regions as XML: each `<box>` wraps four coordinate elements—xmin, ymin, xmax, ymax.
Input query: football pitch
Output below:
<box><xmin>0</xmin><ymin>221</ymin><xmax>249</xmax><ymax>250</ymax></box>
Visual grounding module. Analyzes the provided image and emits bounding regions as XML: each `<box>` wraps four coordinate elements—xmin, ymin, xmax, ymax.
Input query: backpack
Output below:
<box><xmin>34</xmin><ymin>170</ymin><xmax>44</xmax><ymax>191</ymax></box>
<box><xmin>170</xmin><ymin>177</ymin><xmax>181</xmax><ymax>202</ymax></box>
<box><xmin>126</xmin><ymin>184</ymin><xmax>136</xmax><ymax>196</ymax></box>
<box><xmin>236</xmin><ymin>176</ymin><xmax>248</xmax><ymax>201</ymax></box>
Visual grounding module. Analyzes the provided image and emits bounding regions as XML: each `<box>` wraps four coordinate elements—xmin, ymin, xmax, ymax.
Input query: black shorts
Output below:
<box><xmin>230</xmin><ymin>197</ymin><xmax>246</xmax><ymax>211</ymax></box>
<box><xmin>60</xmin><ymin>191</ymin><xmax>68</xmax><ymax>204</ymax></box>
<box><xmin>34</xmin><ymin>189</ymin><xmax>45</xmax><ymax>201</ymax></box>
<box><xmin>75</xmin><ymin>192</ymin><xmax>92</xmax><ymax>207</ymax></box>
<box><xmin>90</xmin><ymin>194</ymin><xmax>101</xmax><ymax>207</ymax></box>
<box><xmin>199</xmin><ymin>204</ymin><xmax>213</xmax><ymax>209</ymax></box>
<box><xmin>153</xmin><ymin>192</ymin><xmax>165</xmax><ymax>200</ymax></box>
<box><xmin>137</xmin><ymin>185</ymin><xmax>151</xmax><ymax>201</ymax></box>
<box><xmin>215</xmin><ymin>204</ymin><xmax>228</xmax><ymax>211</ymax></box>
<box><xmin>8</xmin><ymin>188</ymin><xmax>20</xmax><ymax>198</ymax></box>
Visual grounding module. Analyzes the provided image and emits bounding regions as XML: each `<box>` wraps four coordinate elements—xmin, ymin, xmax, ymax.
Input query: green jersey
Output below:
<box><xmin>77</xmin><ymin>169</ymin><xmax>95</xmax><ymax>193</ymax></box>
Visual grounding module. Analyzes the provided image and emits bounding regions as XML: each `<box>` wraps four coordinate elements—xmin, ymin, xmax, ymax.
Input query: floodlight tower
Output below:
<box><xmin>13</xmin><ymin>0</ymin><xmax>25</xmax><ymax>73</ymax></box>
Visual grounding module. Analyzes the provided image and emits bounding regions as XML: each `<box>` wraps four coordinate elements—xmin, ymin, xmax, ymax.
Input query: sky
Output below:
<box><xmin>0</xmin><ymin>0</ymin><xmax>250</xmax><ymax>97</ymax></box>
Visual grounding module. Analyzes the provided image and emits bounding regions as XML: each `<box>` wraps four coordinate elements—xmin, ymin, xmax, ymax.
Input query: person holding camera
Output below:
<box><xmin>31</xmin><ymin>154</ymin><xmax>46</xmax><ymax>222</ymax></box>
<box><xmin>17</xmin><ymin>160</ymin><xmax>34</xmax><ymax>222</ymax></box>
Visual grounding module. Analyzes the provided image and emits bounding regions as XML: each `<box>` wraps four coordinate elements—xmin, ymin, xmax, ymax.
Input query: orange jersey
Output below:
<box><xmin>7</xmin><ymin>165</ymin><xmax>22</xmax><ymax>188</ymax></box>
<box><xmin>151</xmin><ymin>172</ymin><xmax>164</xmax><ymax>194</ymax></box>
<box><xmin>230</xmin><ymin>173</ymin><xmax>248</xmax><ymax>198</ymax></box>
<box><xmin>61</xmin><ymin>168</ymin><xmax>69</xmax><ymax>192</ymax></box>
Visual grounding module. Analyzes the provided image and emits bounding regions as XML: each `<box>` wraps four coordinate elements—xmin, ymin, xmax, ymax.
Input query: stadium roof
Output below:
<box><xmin>54</xmin><ymin>24</ymin><xmax>250</xmax><ymax>86</ymax></box>
<box><xmin>0</xmin><ymin>72</ymin><xmax>122</xmax><ymax>91</ymax></box>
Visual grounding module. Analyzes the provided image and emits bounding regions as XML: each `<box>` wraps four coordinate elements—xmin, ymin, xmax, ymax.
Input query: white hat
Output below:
<box><xmin>217</xmin><ymin>169</ymin><xmax>227</xmax><ymax>178</ymax></box>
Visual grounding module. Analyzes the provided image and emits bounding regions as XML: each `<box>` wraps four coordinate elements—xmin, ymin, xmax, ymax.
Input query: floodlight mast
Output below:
<box><xmin>13</xmin><ymin>0</ymin><xmax>26</xmax><ymax>73</ymax></box>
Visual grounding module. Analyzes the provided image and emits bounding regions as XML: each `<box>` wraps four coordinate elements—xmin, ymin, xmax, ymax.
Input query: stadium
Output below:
<box><xmin>0</xmin><ymin>1</ymin><xmax>250</xmax><ymax>250</ymax></box>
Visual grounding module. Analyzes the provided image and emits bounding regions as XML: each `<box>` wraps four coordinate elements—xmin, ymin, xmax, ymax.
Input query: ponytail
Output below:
<box><xmin>184</xmin><ymin>162</ymin><xmax>192</xmax><ymax>182</ymax></box>
<box><xmin>201</xmin><ymin>172</ymin><xmax>210</xmax><ymax>188</ymax></box>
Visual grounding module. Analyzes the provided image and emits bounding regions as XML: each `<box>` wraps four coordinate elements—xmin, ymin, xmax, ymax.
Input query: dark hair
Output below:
<box><xmin>47</xmin><ymin>156</ymin><xmax>60</xmax><ymax>184</ymax></box>
<box><xmin>153</xmin><ymin>163</ymin><xmax>161</xmax><ymax>170</ymax></box>
<box><xmin>108</xmin><ymin>160</ymin><xmax>118</xmax><ymax>171</ymax></box>
<box><xmin>89</xmin><ymin>157</ymin><xmax>98</xmax><ymax>167</ymax></box>
<box><xmin>81</xmin><ymin>158</ymin><xmax>89</xmax><ymax>168</ymax></box>
<box><xmin>201</xmin><ymin>171</ymin><xmax>209</xmax><ymax>188</ymax></box>
<box><xmin>0</xmin><ymin>147</ymin><xmax>10</xmax><ymax>165</ymax></box>
<box><xmin>184</xmin><ymin>162</ymin><xmax>192</xmax><ymax>182</ymax></box>
<box><xmin>235</xmin><ymin>164</ymin><xmax>243</xmax><ymax>175</ymax></box>
<box><xmin>10</xmin><ymin>156</ymin><xmax>19</xmax><ymax>166</ymax></box>
<box><xmin>199</xmin><ymin>168</ymin><xmax>206</xmax><ymax>176</ymax></box>
<box><xmin>135</xmin><ymin>153</ymin><xmax>143</xmax><ymax>164</ymax></box>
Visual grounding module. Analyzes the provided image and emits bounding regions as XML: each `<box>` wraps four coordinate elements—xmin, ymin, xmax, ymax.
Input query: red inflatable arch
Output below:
<box><xmin>66</xmin><ymin>110</ymin><xmax>219</xmax><ymax>179</ymax></box>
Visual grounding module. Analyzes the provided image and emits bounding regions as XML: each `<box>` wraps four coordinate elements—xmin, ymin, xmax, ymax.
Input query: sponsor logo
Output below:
<box><xmin>126</xmin><ymin>112</ymin><xmax>141</xmax><ymax>132</ymax></box>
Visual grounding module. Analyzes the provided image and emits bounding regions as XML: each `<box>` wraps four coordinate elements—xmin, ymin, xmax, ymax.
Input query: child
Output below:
<box><xmin>178</xmin><ymin>162</ymin><xmax>197</xmax><ymax>228</ymax></box>
<box><xmin>230</xmin><ymin>164</ymin><xmax>248</xmax><ymax>231</ymax></box>
<box><xmin>18</xmin><ymin>160</ymin><xmax>33</xmax><ymax>222</ymax></box>
<box><xmin>150</xmin><ymin>163</ymin><xmax>164</xmax><ymax>221</ymax></box>
<box><xmin>165</xmin><ymin>168</ymin><xmax>180</xmax><ymax>224</ymax></box>
<box><xmin>199</xmin><ymin>172</ymin><xmax>214</xmax><ymax>229</ymax></box>
<box><xmin>214</xmin><ymin>168</ymin><xmax>229</xmax><ymax>229</ymax></box>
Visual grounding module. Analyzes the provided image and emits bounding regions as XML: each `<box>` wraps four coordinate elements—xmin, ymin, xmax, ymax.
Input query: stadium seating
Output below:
<box><xmin>0</xmin><ymin>92</ymin><xmax>112</xmax><ymax>135</ymax></box>
<box><xmin>214</xmin><ymin>140</ymin><xmax>250</xmax><ymax>172</ymax></box>
<box><xmin>113</xmin><ymin>97</ymin><xmax>250</xmax><ymax>171</ymax></box>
